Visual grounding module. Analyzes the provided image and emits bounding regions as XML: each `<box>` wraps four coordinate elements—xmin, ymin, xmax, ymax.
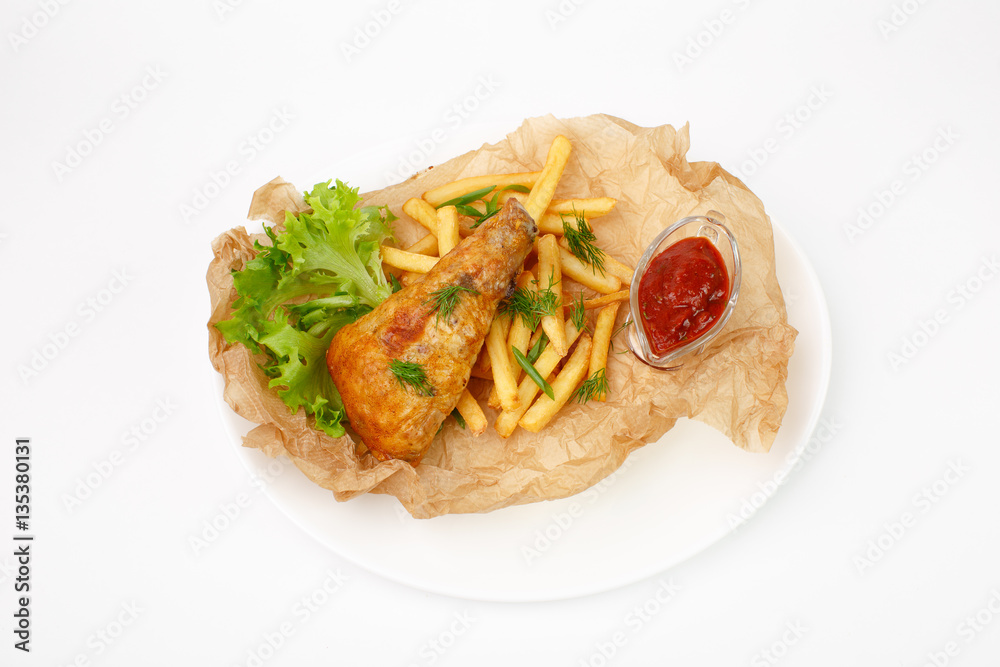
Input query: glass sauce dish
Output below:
<box><xmin>625</xmin><ymin>211</ymin><xmax>741</xmax><ymax>369</ymax></box>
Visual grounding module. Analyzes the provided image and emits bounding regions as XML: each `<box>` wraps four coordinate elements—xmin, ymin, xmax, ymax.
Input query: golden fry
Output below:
<box><xmin>589</xmin><ymin>302</ymin><xmax>620</xmax><ymax>401</ymax></box>
<box><xmin>405</xmin><ymin>233</ymin><xmax>438</xmax><ymax>257</ymax></box>
<box><xmin>525</xmin><ymin>135</ymin><xmax>572</xmax><ymax>222</ymax></box>
<box><xmin>546</xmin><ymin>197</ymin><xmax>616</xmax><ymax>216</ymax></box>
<box><xmin>486</xmin><ymin>315</ymin><xmax>520</xmax><ymax>412</ymax></box>
<box><xmin>381</xmin><ymin>246</ymin><xmax>439</xmax><ymax>274</ymax></box>
<box><xmin>558</xmin><ymin>245</ymin><xmax>622</xmax><ymax>294</ymax></box>
<box><xmin>603</xmin><ymin>254</ymin><xmax>635</xmax><ymax>284</ymax></box>
<box><xmin>518</xmin><ymin>333</ymin><xmax>593</xmax><ymax>433</ymax></box>
<box><xmin>489</xmin><ymin>271</ymin><xmax>535</xmax><ymax>409</ymax></box>
<box><xmin>455</xmin><ymin>389</ymin><xmax>487</xmax><ymax>436</ymax></box>
<box><xmin>495</xmin><ymin>319</ymin><xmax>584</xmax><ymax>438</ymax></box>
<box><xmin>583</xmin><ymin>289</ymin><xmax>629</xmax><ymax>310</ymax></box>
<box><xmin>402</xmin><ymin>197</ymin><xmax>439</xmax><ymax>236</ymax></box>
<box><xmin>423</xmin><ymin>172</ymin><xmax>541</xmax><ymax>207</ymax></box>
<box><xmin>536</xmin><ymin>234</ymin><xmax>567</xmax><ymax>356</ymax></box>
<box><xmin>436</xmin><ymin>205</ymin><xmax>460</xmax><ymax>257</ymax></box>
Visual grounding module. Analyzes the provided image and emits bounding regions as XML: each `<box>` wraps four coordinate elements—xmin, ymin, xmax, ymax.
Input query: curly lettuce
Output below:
<box><xmin>216</xmin><ymin>180</ymin><xmax>395</xmax><ymax>438</ymax></box>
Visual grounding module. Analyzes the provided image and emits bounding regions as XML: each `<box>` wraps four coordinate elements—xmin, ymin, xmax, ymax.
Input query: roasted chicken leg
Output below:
<box><xmin>326</xmin><ymin>199</ymin><xmax>538</xmax><ymax>464</ymax></box>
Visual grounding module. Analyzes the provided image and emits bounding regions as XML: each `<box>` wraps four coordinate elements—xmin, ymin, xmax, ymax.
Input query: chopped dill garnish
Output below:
<box><xmin>424</xmin><ymin>284</ymin><xmax>479</xmax><ymax>324</ymax></box>
<box><xmin>573</xmin><ymin>368</ymin><xmax>609</xmax><ymax>404</ymax></box>
<box><xmin>562</xmin><ymin>209</ymin><xmax>606</xmax><ymax>275</ymax></box>
<box><xmin>389</xmin><ymin>359</ymin><xmax>435</xmax><ymax>396</ymax></box>
<box><xmin>499</xmin><ymin>284</ymin><xmax>558</xmax><ymax>330</ymax></box>
<box><xmin>569</xmin><ymin>292</ymin><xmax>587</xmax><ymax>332</ymax></box>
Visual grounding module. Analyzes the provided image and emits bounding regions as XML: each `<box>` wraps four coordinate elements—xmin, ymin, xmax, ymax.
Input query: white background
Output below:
<box><xmin>2</xmin><ymin>0</ymin><xmax>999</xmax><ymax>665</ymax></box>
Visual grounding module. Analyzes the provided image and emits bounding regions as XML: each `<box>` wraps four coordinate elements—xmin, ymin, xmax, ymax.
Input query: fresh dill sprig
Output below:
<box><xmin>424</xmin><ymin>284</ymin><xmax>479</xmax><ymax>324</ymax></box>
<box><xmin>573</xmin><ymin>367</ymin><xmax>609</xmax><ymax>404</ymax></box>
<box><xmin>389</xmin><ymin>359</ymin><xmax>435</xmax><ymax>396</ymax></box>
<box><xmin>562</xmin><ymin>209</ymin><xmax>607</xmax><ymax>275</ymax></box>
<box><xmin>569</xmin><ymin>292</ymin><xmax>587</xmax><ymax>332</ymax></box>
<box><xmin>608</xmin><ymin>318</ymin><xmax>630</xmax><ymax>353</ymax></box>
<box><xmin>500</xmin><ymin>285</ymin><xmax>558</xmax><ymax>330</ymax></box>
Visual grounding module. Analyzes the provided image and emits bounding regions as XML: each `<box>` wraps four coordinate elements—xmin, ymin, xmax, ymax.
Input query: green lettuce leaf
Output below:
<box><xmin>216</xmin><ymin>179</ymin><xmax>396</xmax><ymax>438</ymax></box>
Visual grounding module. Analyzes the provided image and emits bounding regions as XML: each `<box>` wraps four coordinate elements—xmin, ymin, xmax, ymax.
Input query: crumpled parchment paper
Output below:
<box><xmin>207</xmin><ymin>114</ymin><xmax>797</xmax><ymax>519</ymax></box>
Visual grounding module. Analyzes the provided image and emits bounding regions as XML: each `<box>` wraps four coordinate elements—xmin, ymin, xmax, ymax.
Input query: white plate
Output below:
<box><xmin>213</xmin><ymin>127</ymin><xmax>832</xmax><ymax>602</ymax></box>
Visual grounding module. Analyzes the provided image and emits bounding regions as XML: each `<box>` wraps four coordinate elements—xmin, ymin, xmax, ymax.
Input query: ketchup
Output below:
<box><xmin>637</xmin><ymin>236</ymin><xmax>730</xmax><ymax>356</ymax></box>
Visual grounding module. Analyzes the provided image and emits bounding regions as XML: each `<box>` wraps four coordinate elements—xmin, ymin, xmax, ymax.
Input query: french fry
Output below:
<box><xmin>436</xmin><ymin>205</ymin><xmax>460</xmax><ymax>257</ymax></box>
<box><xmin>486</xmin><ymin>315</ymin><xmax>520</xmax><ymax>412</ymax></box>
<box><xmin>518</xmin><ymin>333</ymin><xmax>593</xmax><ymax>433</ymax></box>
<box><xmin>405</xmin><ymin>233</ymin><xmax>438</xmax><ymax>256</ymax></box>
<box><xmin>402</xmin><ymin>197</ymin><xmax>439</xmax><ymax>236</ymax></box>
<box><xmin>546</xmin><ymin>197</ymin><xmax>616</xmax><ymax>216</ymax></box>
<box><xmin>399</xmin><ymin>271</ymin><xmax>423</xmax><ymax>288</ymax></box>
<box><xmin>499</xmin><ymin>191</ymin><xmax>616</xmax><ymax>219</ymax></box>
<box><xmin>537</xmin><ymin>212</ymin><xmax>581</xmax><ymax>236</ymax></box>
<box><xmin>488</xmin><ymin>271</ymin><xmax>535</xmax><ymax>408</ymax></box>
<box><xmin>558</xmin><ymin>245</ymin><xmax>622</xmax><ymax>294</ymax></box>
<box><xmin>536</xmin><ymin>234</ymin><xmax>567</xmax><ymax>356</ymax></box>
<box><xmin>602</xmin><ymin>254</ymin><xmax>635</xmax><ymax>285</ymax></box>
<box><xmin>423</xmin><ymin>172</ymin><xmax>541</xmax><ymax>207</ymax></box>
<box><xmin>588</xmin><ymin>302</ymin><xmax>620</xmax><ymax>401</ymax></box>
<box><xmin>525</xmin><ymin>135</ymin><xmax>572</xmax><ymax>222</ymax></box>
<box><xmin>472</xmin><ymin>344</ymin><xmax>492</xmax><ymax>377</ymax></box>
<box><xmin>495</xmin><ymin>319</ymin><xmax>583</xmax><ymax>438</ymax></box>
<box><xmin>380</xmin><ymin>246</ymin><xmax>439</xmax><ymax>274</ymax></box>
<box><xmin>455</xmin><ymin>389</ymin><xmax>487</xmax><ymax>436</ymax></box>
<box><xmin>583</xmin><ymin>289</ymin><xmax>629</xmax><ymax>310</ymax></box>
<box><xmin>507</xmin><ymin>271</ymin><xmax>537</xmax><ymax>360</ymax></box>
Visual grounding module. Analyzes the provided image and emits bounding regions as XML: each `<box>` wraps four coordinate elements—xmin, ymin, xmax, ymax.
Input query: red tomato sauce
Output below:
<box><xmin>637</xmin><ymin>236</ymin><xmax>730</xmax><ymax>356</ymax></box>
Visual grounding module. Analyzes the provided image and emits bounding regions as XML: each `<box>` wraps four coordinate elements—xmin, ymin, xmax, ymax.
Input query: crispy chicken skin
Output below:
<box><xmin>326</xmin><ymin>199</ymin><xmax>538</xmax><ymax>464</ymax></box>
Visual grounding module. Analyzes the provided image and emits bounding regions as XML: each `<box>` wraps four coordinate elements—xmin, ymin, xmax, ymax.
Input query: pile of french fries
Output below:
<box><xmin>380</xmin><ymin>135</ymin><xmax>635</xmax><ymax>438</ymax></box>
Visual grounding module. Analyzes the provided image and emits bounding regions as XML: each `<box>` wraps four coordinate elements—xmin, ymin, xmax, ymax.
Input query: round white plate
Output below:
<box><xmin>213</xmin><ymin>126</ymin><xmax>832</xmax><ymax>602</ymax></box>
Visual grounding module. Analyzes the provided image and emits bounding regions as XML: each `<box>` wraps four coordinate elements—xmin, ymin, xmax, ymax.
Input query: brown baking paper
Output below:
<box><xmin>207</xmin><ymin>114</ymin><xmax>797</xmax><ymax>519</ymax></box>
